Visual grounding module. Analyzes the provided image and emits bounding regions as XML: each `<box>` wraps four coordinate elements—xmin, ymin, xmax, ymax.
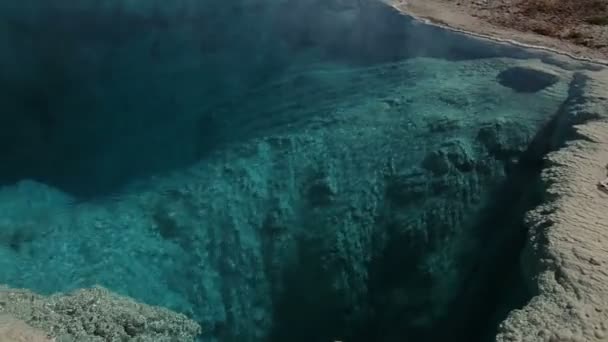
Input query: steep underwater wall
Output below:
<box><xmin>0</xmin><ymin>0</ymin><xmax>574</xmax><ymax>198</ymax></box>
<box><xmin>0</xmin><ymin>1</ymin><xmax>605</xmax><ymax>341</ymax></box>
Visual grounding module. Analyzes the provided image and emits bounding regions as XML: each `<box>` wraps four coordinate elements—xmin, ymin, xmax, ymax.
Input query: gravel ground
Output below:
<box><xmin>0</xmin><ymin>287</ymin><xmax>201</xmax><ymax>341</ymax></box>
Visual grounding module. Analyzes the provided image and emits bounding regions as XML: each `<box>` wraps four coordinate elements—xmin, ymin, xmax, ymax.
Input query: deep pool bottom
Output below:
<box><xmin>268</xmin><ymin>73</ymin><xmax>591</xmax><ymax>342</ymax></box>
<box><xmin>0</xmin><ymin>55</ymin><xmax>587</xmax><ymax>342</ymax></box>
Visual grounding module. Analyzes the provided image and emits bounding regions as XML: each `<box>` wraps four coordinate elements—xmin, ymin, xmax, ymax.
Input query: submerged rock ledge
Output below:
<box><xmin>496</xmin><ymin>69</ymin><xmax>608</xmax><ymax>341</ymax></box>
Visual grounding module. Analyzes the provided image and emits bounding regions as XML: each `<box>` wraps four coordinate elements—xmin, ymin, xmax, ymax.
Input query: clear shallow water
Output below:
<box><xmin>0</xmin><ymin>0</ymin><xmax>602</xmax><ymax>341</ymax></box>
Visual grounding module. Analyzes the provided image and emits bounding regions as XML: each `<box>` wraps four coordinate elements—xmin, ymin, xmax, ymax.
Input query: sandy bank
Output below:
<box><xmin>390</xmin><ymin>0</ymin><xmax>608</xmax><ymax>64</ymax></box>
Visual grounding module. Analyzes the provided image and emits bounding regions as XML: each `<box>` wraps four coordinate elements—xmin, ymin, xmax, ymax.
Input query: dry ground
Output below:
<box><xmin>486</xmin><ymin>0</ymin><xmax>608</xmax><ymax>49</ymax></box>
<box><xmin>392</xmin><ymin>0</ymin><xmax>608</xmax><ymax>60</ymax></box>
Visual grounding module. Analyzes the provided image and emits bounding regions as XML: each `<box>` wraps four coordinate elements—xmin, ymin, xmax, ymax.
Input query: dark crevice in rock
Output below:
<box><xmin>403</xmin><ymin>72</ymin><xmax>597</xmax><ymax>342</ymax></box>
<box><xmin>497</xmin><ymin>66</ymin><xmax>559</xmax><ymax>93</ymax></box>
<box><xmin>266</xmin><ymin>72</ymin><xmax>595</xmax><ymax>342</ymax></box>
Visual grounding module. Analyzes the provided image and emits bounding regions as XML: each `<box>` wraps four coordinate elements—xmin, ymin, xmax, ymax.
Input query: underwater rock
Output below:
<box><xmin>386</xmin><ymin>170</ymin><xmax>429</xmax><ymax>206</ymax></box>
<box><xmin>477</xmin><ymin>119</ymin><xmax>531</xmax><ymax>158</ymax></box>
<box><xmin>306</xmin><ymin>176</ymin><xmax>337</xmax><ymax>207</ymax></box>
<box><xmin>0</xmin><ymin>180</ymin><xmax>72</xmax><ymax>253</ymax></box>
<box><xmin>422</xmin><ymin>140</ymin><xmax>474</xmax><ymax>175</ymax></box>
<box><xmin>426</xmin><ymin>116</ymin><xmax>462</xmax><ymax>133</ymax></box>
<box><xmin>497</xmin><ymin>66</ymin><xmax>559</xmax><ymax>93</ymax></box>
<box><xmin>0</xmin><ymin>286</ymin><xmax>201</xmax><ymax>341</ymax></box>
<box><xmin>422</xmin><ymin>150</ymin><xmax>451</xmax><ymax>175</ymax></box>
<box><xmin>443</xmin><ymin>140</ymin><xmax>475</xmax><ymax>172</ymax></box>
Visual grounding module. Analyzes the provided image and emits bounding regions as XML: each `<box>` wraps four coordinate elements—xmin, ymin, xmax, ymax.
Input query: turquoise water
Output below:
<box><xmin>0</xmin><ymin>1</ymin><xmax>602</xmax><ymax>341</ymax></box>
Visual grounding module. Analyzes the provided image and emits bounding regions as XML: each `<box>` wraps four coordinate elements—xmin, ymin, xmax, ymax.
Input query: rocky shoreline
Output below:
<box><xmin>0</xmin><ymin>287</ymin><xmax>201</xmax><ymax>341</ymax></box>
<box><xmin>496</xmin><ymin>68</ymin><xmax>608</xmax><ymax>342</ymax></box>
<box><xmin>391</xmin><ymin>2</ymin><xmax>608</xmax><ymax>340</ymax></box>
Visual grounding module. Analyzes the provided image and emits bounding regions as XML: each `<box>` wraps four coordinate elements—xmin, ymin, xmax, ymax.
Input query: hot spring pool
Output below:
<box><xmin>0</xmin><ymin>0</ymin><xmax>604</xmax><ymax>341</ymax></box>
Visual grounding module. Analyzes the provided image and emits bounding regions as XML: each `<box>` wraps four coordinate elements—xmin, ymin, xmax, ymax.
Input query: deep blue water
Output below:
<box><xmin>0</xmin><ymin>1</ymin><xmax>602</xmax><ymax>341</ymax></box>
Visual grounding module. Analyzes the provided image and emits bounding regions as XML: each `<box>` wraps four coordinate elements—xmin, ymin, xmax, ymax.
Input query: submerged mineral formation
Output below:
<box><xmin>0</xmin><ymin>55</ymin><xmax>584</xmax><ymax>341</ymax></box>
<box><xmin>497</xmin><ymin>66</ymin><xmax>560</xmax><ymax>93</ymax></box>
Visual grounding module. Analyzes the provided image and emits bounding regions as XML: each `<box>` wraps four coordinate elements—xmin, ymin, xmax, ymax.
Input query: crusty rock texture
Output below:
<box><xmin>0</xmin><ymin>315</ymin><xmax>51</xmax><ymax>342</ymax></box>
<box><xmin>496</xmin><ymin>69</ymin><xmax>608</xmax><ymax>341</ymax></box>
<box><xmin>0</xmin><ymin>287</ymin><xmax>201</xmax><ymax>341</ymax></box>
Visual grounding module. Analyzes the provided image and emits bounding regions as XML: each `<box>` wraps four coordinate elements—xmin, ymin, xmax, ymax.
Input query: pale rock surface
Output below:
<box><xmin>0</xmin><ymin>316</ymin><xmax>51</xmax><ymax>342</ymax></box>
<box><xmin>496</xmin><ymin>69</ymin><xmax>608</xmax><ymax>342</ymax></box>
<box><xmin>0</xmin><ymin>287</ymin><xmax>201</xmax><ymax>342</ymax></box>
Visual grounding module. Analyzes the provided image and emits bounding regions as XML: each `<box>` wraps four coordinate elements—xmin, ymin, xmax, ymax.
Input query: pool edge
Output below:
<box><xmin>387</xmin><ymin>0</ymin><xmax>608</xmax><ymax>67</ymax></box>
<box><xmin>496</xmin><ymin>69</ymin><xmax>608</xmax><ymax>341</ymax></box>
